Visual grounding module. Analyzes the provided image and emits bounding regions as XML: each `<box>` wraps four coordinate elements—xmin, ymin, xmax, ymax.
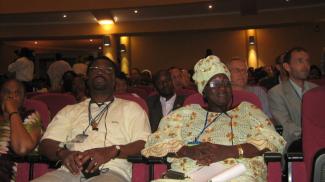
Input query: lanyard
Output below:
<box><xmin>83</xmin><ymin>98</ymin><xmax>114</xmax><ymax>133</ymax></box>
<box><xmin>192</xmin><ymin>111</ymin><xmax>222</xmax><ymax>143</ymax></box>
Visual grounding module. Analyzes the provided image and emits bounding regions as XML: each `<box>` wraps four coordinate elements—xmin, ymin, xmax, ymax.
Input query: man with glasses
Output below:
<box><xmin>33</xmin><ymin>56</ymin><xmax>151</xmax><ymax>182</ymax></box>
<box><xmin>227</xmin><ymin>57</ymin><xmax>272</xmax><ymax>118</ymax></box>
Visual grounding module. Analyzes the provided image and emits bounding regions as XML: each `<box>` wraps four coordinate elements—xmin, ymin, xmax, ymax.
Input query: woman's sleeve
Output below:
<box><xmin>142</xmin><ymin>108</ymin><xmax>188</xmax><ymax>157</ymax></box>
<box><xmin>244</xmin><ymin>102</ymin><xmax>286</xmax><ymax>153</ymax></box>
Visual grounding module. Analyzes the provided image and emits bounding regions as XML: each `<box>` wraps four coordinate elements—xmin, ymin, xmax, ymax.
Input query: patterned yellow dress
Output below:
<box><xmin>142</xmin><ymin>102</ymin><xmax>286</xmax><ymax>182</ymax></box>
<box><xmin>0</xmin><ymin>110</ymin><xmax>42</xmax><ymax>182</ymax></box>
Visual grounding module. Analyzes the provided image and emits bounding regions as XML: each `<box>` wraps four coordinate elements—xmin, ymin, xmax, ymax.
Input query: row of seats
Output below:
<box><xmin>16</xmin><ymin>86</ymin><xmax>325</xmax><ymax>181</ymax></box>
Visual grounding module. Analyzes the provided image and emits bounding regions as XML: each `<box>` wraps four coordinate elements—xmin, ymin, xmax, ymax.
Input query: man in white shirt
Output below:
<box><xmin>33</xmin><ymin>56</ymin><xmax>151</xmax><ymax>182</ymax></box>
<box><xmin>47</xmin><ymin>53</ymin><xmax>72</xmax><ymax>92</ymax></box>
<box><xmin>268</xmin><ymin>47</ymin><xmax>318</xmax><ymax>149</ymax></box>
<box><xmin>8</xmin><ymin>48</ymin><xmax>34</xmax><ymax>91</ymax></box>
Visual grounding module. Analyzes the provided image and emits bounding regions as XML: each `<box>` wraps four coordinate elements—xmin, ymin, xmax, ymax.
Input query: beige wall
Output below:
<box><xmin>130</xmin><ymin>30</ymin><xmax>247</xmax><ymax>73</ymax></box>
<box><xmin>129</xmin><ymin>23</ymin><xmax>325</xmax><ymax>73</ymax></box>
<box><xmin>257</xmin><ymin>23</ymin><xmax>325</xmax><ymax>66</ymax></box>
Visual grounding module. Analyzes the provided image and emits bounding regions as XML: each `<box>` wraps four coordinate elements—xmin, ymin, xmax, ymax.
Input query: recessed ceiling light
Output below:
<box><xmin>284</xmin><ymin>0</ymin><xmax>290</xmax><ymax>2</ymax></box>
<box><xmin>134</xmin><ymin>10</ymin><xmax>138</xmax><ymax>14</ymax></box>
<box><xmin>98</xmin><ymin>46</ymin><xmax>102</xmax><ymax>50</ymax></box>
<box><xmin>208</xmin><ymin>5</ymin><xmax>213</xmax><ymax>9</ymax></box>
<box><xmin>62</xmin><ymin>14</ymin><xmax>67</xmax><ymax>18</ymax></box>
<box><xmin>98</xmin><ymin>19</ymin><xmax>114</xmax><ymax>25</ymax></box>
<box><xmin>34</xmin><ymin>41</ymin><xmax>38</xmax><ymax>44</ymax></box>
<box><xmin>89</xmin><ymin>39</ymin><xmax>93</xmax><ymax>42</ymax></box>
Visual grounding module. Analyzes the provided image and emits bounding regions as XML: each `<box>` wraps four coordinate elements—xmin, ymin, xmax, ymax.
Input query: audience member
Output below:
<box><xmin>129</xmin><ymin>68</ymin><xmax>142</xmax><ymax>86</ymax></box>
<box><xmin>169</xmin><ymin>67</ymin><xmax>184</xmax><ymax>90</ymax></box>
<box><xmin>146</xmin><ymin>70</ymin><xmax>185</xmax><ymax>132</ymax></box>
<box><xmin>142</xmin><ymin>55</ymin><xmax>285</xmax><ymax>181</ymax></box>
<box><xmin>8</xmin><ymin>48</ymin><xmax>34</xmax><ymax>92</ymax></box>
<box><xmin>61</xmin><ymin>71</ymin><xmax>77</xmax><ymax>93</ymax></box>
<box><xmin>259</xmin><ymin>53</ymin><xmax>288</xmax><ymax>90</ymax></box>
<box><xmin>33</xmin><ymin>56</ymin><xmax>151</xmax><ymax>182</ymax></box>
<box><xmin>47</xmin><ymin>53</ymin><xmax>72</xmax><ymax>92</ymax></box>
<box><xmin>115</xmin><ymin>72</ymin><xmax>129</xmax><ymax>94</ymax></box>
<box><xmin>181</xmin><ymin>69</ymin><xmax>197</xmax><ymax>90</ymax></box>
<box><xmin>0</xmin><ymin>79</ymin><xmax>42</xmax><ymax>181</ymax></box>
<box><xmin>228</xmin><ymin>57</ymin><xmax>272</xmax><ymax>117</ymax></box>
<box><xmin>308</xmin><ymin>65</ymin><xmax>322</xmax><ymax>80</ymax></box>
<box><xmin>140</xmin><ymin>69</ymin><xmax>153</xmax><ymax>86</ymax></box>
<box><xmin>268</xmin><ymin>47</ymin><xmax>318</xmax><ymax>149</ymax></box>
<box><xmin>72</xmin><ymin>58</ymin><xmax>88</xmax><ymax>76</ymax></box>
<box><xmin>71</xmin><ymin>74</ymin><xmax>88</xmax><ymax>103</ymax></box>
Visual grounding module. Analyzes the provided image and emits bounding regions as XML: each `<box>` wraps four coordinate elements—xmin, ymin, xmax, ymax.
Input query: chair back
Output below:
<box><xmin>31</xmin><ymin>93</ymin><xmax>76</xmax><ymax>119</ymax></box>
<box><xmin>302</xmin><ymin>86</ymin><xmax>325</xmax><ymax>181</ymax></box>
<box><xmin>115</xmin><ymin>93</ymin><xmax>149</xmax><ymax>114</ymax></box>
<box><xmin>309</xmin><ymin>78</ymin><xmax>325</xmax><ymax>86</ymax></box>
<box><xmin>127</xmin><ymin>87</ymin><xmax>148</xmax><ymax>100</ymax></box>
<box><xmin>23</xmin><ymin>99</ymin><xmax>50</xmax><ymax>129</ymax></box>
<box><xmin>175</xmin><ymin>89</ymin><xmax>197</xmax><ymax>96</ymax></box>
<box><xmin>183</xmin><ymin>90</ymin><xmax>262</xmax><ymax>110</ymax></box>
<box><xmin>17</xmin><ymin>99</ymin><xmax>51</xmax><ymax>182</ymax></box>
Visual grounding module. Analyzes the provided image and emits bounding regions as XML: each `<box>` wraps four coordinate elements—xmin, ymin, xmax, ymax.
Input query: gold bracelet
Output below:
<box><xmin>237</xmin><ymin>144</ymin><xmax>244</xmax><ymax>158</ymax></box>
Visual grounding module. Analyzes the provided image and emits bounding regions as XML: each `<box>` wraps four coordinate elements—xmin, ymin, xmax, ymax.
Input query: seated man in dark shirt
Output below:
<box><xmin>146</xmin><ymin>70</ymin><xmax>186</xmax><ymax>132</ymax></box>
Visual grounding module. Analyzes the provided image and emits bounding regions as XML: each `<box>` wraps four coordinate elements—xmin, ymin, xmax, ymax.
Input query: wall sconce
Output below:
<box><xmin>120</xmin><ymin>44</ymin><xmax>126</xmax><ymax>53</ymax></box>
<box><xmin>103</xmin><ymin>36</ymin><xmax>111</xmax><ymax>46</ymax></box>
<box><xmin>248</xmin><ymin>36</ymin><xmax>255</xmax><ymax>45</ymax></box>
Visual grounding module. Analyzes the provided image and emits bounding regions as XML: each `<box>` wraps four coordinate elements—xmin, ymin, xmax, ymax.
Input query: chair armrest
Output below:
<box><xmin>127</xmin><ymin>155</ymin><xmax>169</xmax><ymax>164</ymax></box>
<box><xmin>286</xmin><ymin>152</ymin><xmax>304</xmax><ymax>162</ymax></box>
<box><xmin>127</xmin><ymin>155</ymin><xmax>148</xmax><ymax>163</ymax></box>
<box><xmin>264</xmin><ymin>152</ymin><xmax>282</xmax><ymax>163</ymax></box>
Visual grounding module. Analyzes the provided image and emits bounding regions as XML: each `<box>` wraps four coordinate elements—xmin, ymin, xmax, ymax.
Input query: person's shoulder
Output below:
<box><xmin>306</xmin><ymin>81</ymin><xmax>318</xmax><ymax>88</ymax></box>
<box><xmin>268</xmin><ymin>82</ymin><xmax>285</xmax><ymax>95</ymax></box>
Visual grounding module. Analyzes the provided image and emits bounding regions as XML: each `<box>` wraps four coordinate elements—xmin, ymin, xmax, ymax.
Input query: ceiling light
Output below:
<box><xmin>98</xmin><ymin>46</ymin><xmax>102</xmax><ymax>50</ymax></box>
<box><xmin>134</xmin><ymin>10</ymin><xmax>138</xmax><ymax>14</ymax></box>
<box><xmin>208</xmin><ymin>5</ymin><xmax>213</xmax><ymax>9</ymax></box>
<box><xmin>103</xmin><ymin>36</ymin><xmax>111</xmax><ymax>46</ymax></box>
<box><xmin>62</xmin><ymin>14</ymin><xmax>67</xmax><ymax>18</ymax></box>
<box><xmin>98</xmin><ymin>19</ymin><xmax>114</xmax><ymax>25</ymax></box>
<box><xmin>34</xmin><ymin>41</ymin><xmax>38</xmax><ymax>45</ymax></box>
<box><xmin>89</xmin><ymin>39</ymin><xmax>93</xmax><ymax>42</ymax></box>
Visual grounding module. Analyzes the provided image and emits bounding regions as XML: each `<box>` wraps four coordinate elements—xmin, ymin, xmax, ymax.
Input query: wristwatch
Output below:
<box><xmin>114</xmin><ymin>145</ymin><xmax>121</xmax><ymax>158</ymax></box>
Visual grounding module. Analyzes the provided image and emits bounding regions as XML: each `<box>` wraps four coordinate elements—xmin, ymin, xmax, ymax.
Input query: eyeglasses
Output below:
<box><xmin>89</xmin><ymin>66</ymin><xmax>114</xmax><ymax>74</ymax></box>
<box><xmin>207</xmin><ymin>79</ymin><xmax>231</xmax><ymax>88</ymax></box>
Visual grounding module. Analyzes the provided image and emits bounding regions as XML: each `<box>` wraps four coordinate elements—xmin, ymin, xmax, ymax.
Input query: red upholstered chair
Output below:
<box><xmin>31</xmin><ymin>93</ymin><xmax>77</xmax><ymax>121</ymax></box>
<box><xmin>15</xmin><ymin>99</ymin><xmax>51</xmax><ymax>182</ymax></box>
<box><xmin>289</xmin><ymin>86</ymin><xmax>325</xmax><ymax>182</ymax></box>
<box><xmin>309</xmin><ymin>77</ymin><xmax>325</xmax><ymax>86</ymax></box>
<box><xmin>175</xmin><ymin>89</ymin><xmax>197</xmax><ymax>96</ymax></box>
<box><xmin>115</xmin><ymin>93</ymin><xmax>149</xmax><ymax>114</ymax></box>
<box><xmin>127</xmin><ymin>87</ymin><xmax>149</xmax><ymax>100</ymax></box>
